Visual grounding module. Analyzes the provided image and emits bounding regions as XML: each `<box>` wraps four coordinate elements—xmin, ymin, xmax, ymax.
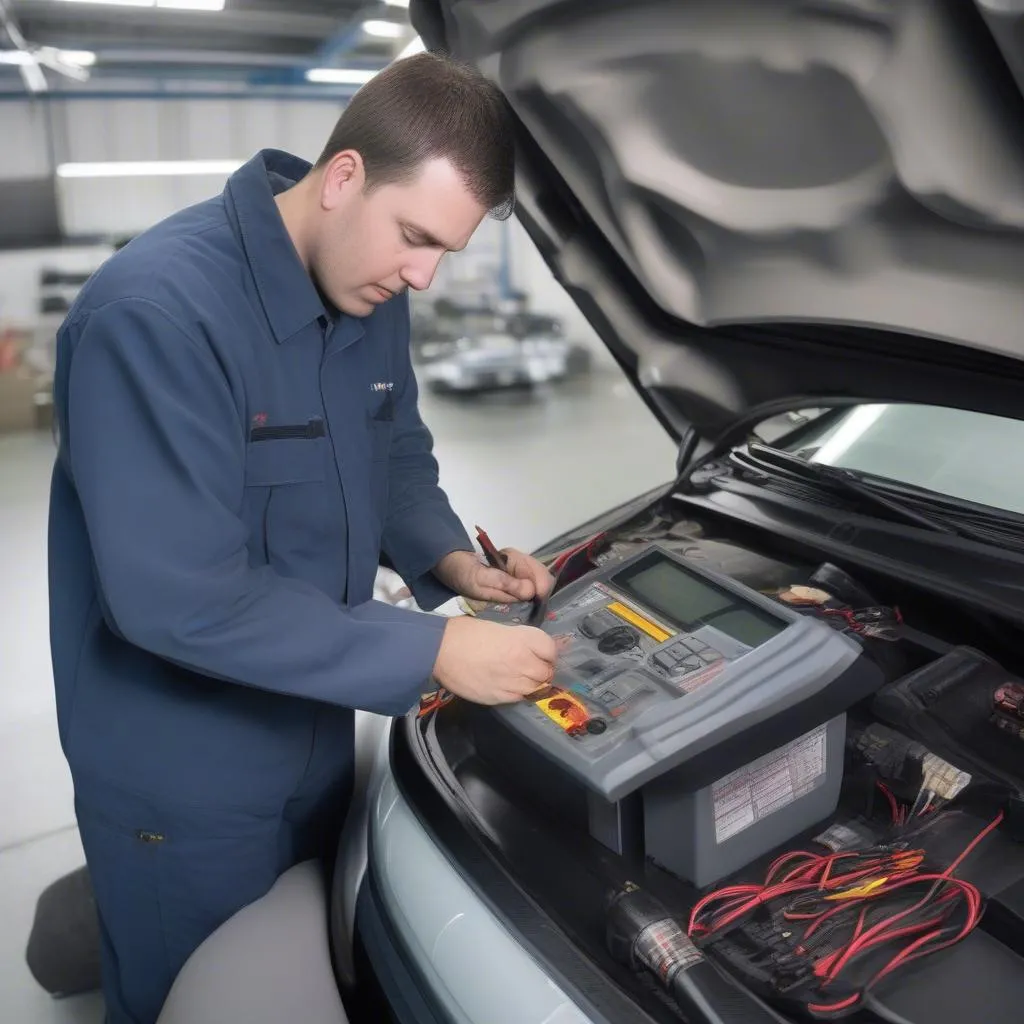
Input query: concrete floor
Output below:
<box><xmin>0</xmin><ymin>367</ymin><xmax>676</xmax><ymax>1022</ymax></box>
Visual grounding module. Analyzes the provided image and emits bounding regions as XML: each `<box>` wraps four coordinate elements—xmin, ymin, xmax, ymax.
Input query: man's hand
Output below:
<box><xmin>432</xmin><ymin>617</ymin><xmax>558</xmax><ymax>705</ymax></box>
<box><xmin>434</xmin><ymin>548</ymin><xmax>554</xmax><ymax>604</ymax></box>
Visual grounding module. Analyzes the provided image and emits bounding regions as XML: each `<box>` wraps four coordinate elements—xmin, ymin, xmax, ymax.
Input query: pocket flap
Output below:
<box><xmin>245</xmin><ymin>437</ymin><xmax>327</xmax><ymax>487</ymax></box>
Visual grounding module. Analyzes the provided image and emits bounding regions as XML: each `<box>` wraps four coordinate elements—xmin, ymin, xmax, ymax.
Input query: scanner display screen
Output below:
<box><xmin>615</xmin><ymin>556</ymin><xmax>786</xmax><ymax>648</ymax></box>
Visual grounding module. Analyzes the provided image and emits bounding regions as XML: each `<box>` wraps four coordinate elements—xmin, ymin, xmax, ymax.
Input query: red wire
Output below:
<box><xmin>823</xmin><ymin>876</ymin><xmax>966</xmax><ymax>982</ymax></box>
<box><xmin>549</xmin><ymin>531</ymin><xmax>604</xmax><ymax>572</ymax></box>
<box><xmin>803</xmin><ymin>898</ymin><xmax>867</xmax><ymax>941</ymax></box>
<box><xmin>807</xmin><ymin>993</ymin><xmax>860</xmax><ymax>1014</ymax></box>
<box><xmin>876</xmin><ymin>782</ymin><xmax>900</xmax><ymax>824</ymax></box>
<box><xmin>942</xmin><ymin>809</ymin><xmax>1004</xmax><ymax>877</ymax></box>
<box><xmin>688</xmin><ymin>811</ymin><xmax>1000</xmax><ymax>1015</ymax></box>
<box><xmin>822</xmin><ymin>814</ymin><xmax>995</xmax><ymax>986</ymax></box>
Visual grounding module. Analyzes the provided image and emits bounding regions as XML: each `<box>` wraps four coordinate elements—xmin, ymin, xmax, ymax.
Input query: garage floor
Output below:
<box><xmin>0</xmin><ymin>366</ymin><xmax>676</xmax><ymax>1022</ymax></box>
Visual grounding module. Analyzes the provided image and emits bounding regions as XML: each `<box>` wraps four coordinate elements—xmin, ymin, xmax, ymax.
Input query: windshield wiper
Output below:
<box><xmin>730</xmin><ymin>443</ymin><xmax>1004</xmax><ymax>545</ymax></box>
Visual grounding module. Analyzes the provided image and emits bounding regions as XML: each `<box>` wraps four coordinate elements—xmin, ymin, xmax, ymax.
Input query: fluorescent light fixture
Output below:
<box><xmin>0</xmin><ymin>48</ymin><xmax>95</xmax><ymax>67</ymax></box>
<box><xmin>362</xmin><ymin>19</ymin><xmax>405</xmax><ymax>38</ymax></box>
<box><xmin>50</xmin><ymin>0</ymin><xmax>224</xmax><ymax>7</ymax></box>
<box><xmin>305</xmin><ymin>67</ymin><xmax>378</xmax><ymax>85</ymax></box>
<box><xmin>56</xmin><ymin>159</ymin><xmax>243</xmax><ymax>179</ymax></box>
<box><xmin>383</xmin><ymin>0</ymin><xmax>410</xmax><ymax>7</ymax></box>
<box><xmin>156</xmin><ymin>0</ymin><xmax>226</xmax><ymax>9</ymax></box>
<box><xmin>52</xmin><ymin>0</ymin><xmax>152</xmax><ymax>7</ymax></box>
<box><xmin>398</xmin><ymin>36</ymin><xmax>426</xmax><ymax>59</ymax></box>
<box><xmin>55</xmin><ymin>49</ymin><xmax>97</xmax><ymax>67</ymax></box>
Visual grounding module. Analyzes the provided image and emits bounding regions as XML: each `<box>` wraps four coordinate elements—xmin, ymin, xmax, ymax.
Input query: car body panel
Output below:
<box><xmin>364</xmin><ymin>722</ymin><xmax>594</xmax><ymax>1024</ymax></box>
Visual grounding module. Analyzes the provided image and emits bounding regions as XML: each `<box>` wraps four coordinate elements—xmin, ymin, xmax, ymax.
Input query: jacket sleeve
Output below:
<box><xmin>64</xmin><ymin>297</ymin><xmax>446</xmax><ymax>718</ymax></box>
<box><xmin>379</xmin><ymin>297</ymin><xmax>474</xmax><ymax>610</ymax></box>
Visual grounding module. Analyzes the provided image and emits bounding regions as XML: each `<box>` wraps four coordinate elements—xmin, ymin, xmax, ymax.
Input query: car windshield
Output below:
<box><xmin>770</xmin><ymin>404</ymin><xmax>1024</xmax><ymax>517</ymax></box>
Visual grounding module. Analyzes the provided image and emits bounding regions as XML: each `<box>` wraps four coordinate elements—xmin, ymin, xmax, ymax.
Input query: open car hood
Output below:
<box><xmin>412</xmin><ymin>0</ymin><xmax>1024</xmax><ymax>445</ymax></box>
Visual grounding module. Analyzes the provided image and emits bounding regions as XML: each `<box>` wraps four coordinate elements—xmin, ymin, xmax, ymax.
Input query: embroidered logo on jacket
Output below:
<box><xmin>371</xmin><ymin>382</ymin><xmax>394</xmax><ymax>392</ymax></box>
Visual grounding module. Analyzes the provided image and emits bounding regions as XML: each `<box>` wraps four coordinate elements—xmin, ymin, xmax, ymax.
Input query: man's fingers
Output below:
<box><xmin>502</xmin><ymin>549</ymin><xmax>554</xmax><ymax>598</ymax></box>
<box><xmin>521</xmin><ymin>656</ymin><xmax>556</xmax><ymax>686</ymax></box>
<box><xmin>520</xmin><ymin>626</ymin><xmax>558</xmax><ymax>662</ymax></box>
<box><xmin>477</xmin><ymin>565</ymin><xmax>534</xmax><ymax>601</ymax></box>
<box><xmin>474</xmin><ymin>584</ymin><xmax>532</xmax><ymax>606</ymax></box>
<box><xmin>497</xmin><ymin>689</ymin><xmax>531</xmax><ymax>705</ymax></box>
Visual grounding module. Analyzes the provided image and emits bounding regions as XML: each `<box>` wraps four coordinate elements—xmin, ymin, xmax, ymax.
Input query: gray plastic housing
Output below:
<box><xmin>489</xmin><ymin>544</ymin><xmax>871</xmax><ymax>803</ymax></box>
<box><xmin>643</xmin><ymin>714</ymin><xmax>847</xmax><ymax>888</ymax></box>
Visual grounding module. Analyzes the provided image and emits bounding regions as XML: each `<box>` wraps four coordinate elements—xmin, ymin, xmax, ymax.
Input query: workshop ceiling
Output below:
<box><xmin>0</xmin><ymin>0</ymin><xmax>418</xmax><ymax>96</ymax></box>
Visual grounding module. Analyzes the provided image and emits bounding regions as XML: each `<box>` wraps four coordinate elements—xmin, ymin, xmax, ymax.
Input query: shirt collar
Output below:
<box><xmin>225</xmin><ymin>149</ymin><xmax>327</xmax><ymax>344</ymax></box>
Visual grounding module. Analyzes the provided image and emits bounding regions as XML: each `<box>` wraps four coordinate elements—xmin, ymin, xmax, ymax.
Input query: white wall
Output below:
<box><xmin>0</xmin><ymin>244</ymin><xmax>113</xmax><ymax>327</ymax></box>
<box><xmin>0</xmin><ymin>97</ymin><xmax>342</xmax><ymax>237</ymax></box>
<box><xmin>0</xmin><ymin>96</ymin><xmax>612</xmax><ymax>361</ymax></box>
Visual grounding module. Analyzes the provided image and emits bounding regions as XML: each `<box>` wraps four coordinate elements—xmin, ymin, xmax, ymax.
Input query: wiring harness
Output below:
<box><xmin>689</xmin><ymin>810</ymin><xmax>1003</xmax><ymax>1018</ymax></box>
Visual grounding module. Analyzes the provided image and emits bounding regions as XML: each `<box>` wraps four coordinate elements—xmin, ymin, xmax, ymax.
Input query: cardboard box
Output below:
<box><xmin>0</xmin><ymin>370</ymin><xmax>43</xmax><ymax>434</ymax></box>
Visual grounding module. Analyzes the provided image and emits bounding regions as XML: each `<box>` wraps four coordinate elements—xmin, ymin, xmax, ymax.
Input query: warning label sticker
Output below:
<box><xmin>712</xmin><ymin>724</ymin><xmax>828</xmax><ymax>845</ymax></box>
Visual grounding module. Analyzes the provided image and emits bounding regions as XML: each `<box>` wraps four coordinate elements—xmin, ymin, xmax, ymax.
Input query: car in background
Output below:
<box><xmin>418</xmin><ymin>330</ymin><xmax>589</xmax><ymax>392</ymax></box>
<box><xmin>412</xmin><ymin>297</ymin><xmax>591</xmax><ymax>392</ymax></box>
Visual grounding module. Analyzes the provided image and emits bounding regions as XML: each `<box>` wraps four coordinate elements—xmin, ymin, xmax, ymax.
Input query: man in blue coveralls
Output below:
<box><xmin>48</xmin><ymin>53</ymin><xmax>558</xmax><ymax>1023</ymax></box>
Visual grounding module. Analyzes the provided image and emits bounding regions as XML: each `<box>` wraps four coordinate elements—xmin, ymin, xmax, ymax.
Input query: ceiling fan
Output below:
<box><xmin>0</xmin><ymin>0</ymin><xmax>94</xmax><ymax>92</ymax></box>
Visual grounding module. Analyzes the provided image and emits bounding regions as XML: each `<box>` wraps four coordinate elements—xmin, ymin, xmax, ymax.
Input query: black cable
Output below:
<box><xmin>607</xmin><ymin>884</ymin><xmax>789</xmax><ymax>1024</ymax></box>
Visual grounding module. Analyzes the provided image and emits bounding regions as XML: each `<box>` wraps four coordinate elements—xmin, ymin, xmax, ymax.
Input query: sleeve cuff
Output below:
<box><xmin>347</xmin><ymin>600</ymin><xmax>450</xmax><ymax>715</ymax></box>
<box><xmin>383</xmin><ymin>502</ymin><xmax>474</xmax><ymax>612</ymax></box>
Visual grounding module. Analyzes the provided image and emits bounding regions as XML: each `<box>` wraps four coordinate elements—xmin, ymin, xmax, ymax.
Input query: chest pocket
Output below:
<box><xmin>368</xmin><ymin>392</ymin><xmax>394</xmax><ymax>461</ymax></box>
<box><xmin>245</xmin><ymin>435</ymin><xmax>326</xmax><ymax>487</ymax></box>
<box><xmin>242</xmin><ymin>421</ymin><xmax>341</xmax><ymax>573</ymax></box>
<box><xmin>368</xmin><ymin>394</ymin><xmax>393</xmax><ymax>520</ymax></box>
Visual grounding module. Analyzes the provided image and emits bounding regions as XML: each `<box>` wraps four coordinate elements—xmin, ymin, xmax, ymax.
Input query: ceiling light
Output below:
<box><xmin>156</xmin><ymin>0</ymin><xmax>226</xmax><ymax>9</ymax></box>
<box><xmin>56</xmin><ymin>160</ymin><xmax>243</xmax><ymax>179</ymax></box>
<box><xmin>0</xmin><ymin>48</ymin><xmax>95</xmax><ymax>67</ymax></box>
<box><xmin>383</xmin><ymin>0</ymin><xmax>410</xmax><ymax>7</ymax></box>
<box><xmin>305</xmin><ymin>67</ymin><xmax>378</xmax><ymax>85</ymax></box>
<box><xmin>51</xmin><ymin>0</ymin><xmax>153</xmax><ymax>7</ymax></box>
<box><xmin>397</xmin><ymin>36</ymin><xmax>425</xmax><ymax>59</ymax></box>
<box><xmin>55</xmin><ymin>49</ymin><xmax>97</xmax><ymax>67</ymax></box>
<box><xmin>362</xmin><ymin>19</ymin><xmax>405</xmax><ymax>39</ymax></box>
<box><xmin>49</xmin><ymin>0</ymin><xmax>225</xmax><ymax>8</ymax></box>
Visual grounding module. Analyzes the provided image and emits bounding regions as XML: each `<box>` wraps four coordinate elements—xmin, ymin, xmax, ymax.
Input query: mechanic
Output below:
<box><xmin>48</xmin><ymin>53</ymin><xmax>557</xmax><ymax>1024</ymax></box>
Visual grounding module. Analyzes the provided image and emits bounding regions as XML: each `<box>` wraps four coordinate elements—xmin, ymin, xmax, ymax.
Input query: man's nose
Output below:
<box><xmin>400</xmin><ymin>250</ymin><xmax>445</xmax><ymax>292</ymax></box>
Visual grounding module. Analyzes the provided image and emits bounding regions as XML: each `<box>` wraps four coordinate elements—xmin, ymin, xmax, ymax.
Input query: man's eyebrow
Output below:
<box><xmin>404</xmin><ymin>222</ymin><xmax>461</xmax><ymax>251</ymax></box>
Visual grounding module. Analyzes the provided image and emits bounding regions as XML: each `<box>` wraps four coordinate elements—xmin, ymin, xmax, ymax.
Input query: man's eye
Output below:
<box><xmin>403</xmin><ymin>232</ymin><xmax>424</xmax><ymax>246</ymax></box>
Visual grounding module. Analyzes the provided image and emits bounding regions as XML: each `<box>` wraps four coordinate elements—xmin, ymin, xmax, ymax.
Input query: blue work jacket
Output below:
<box><xmin>48</xmin><ymin>149</ymin><xmax>472</xmax><ymax>811</ymax></box>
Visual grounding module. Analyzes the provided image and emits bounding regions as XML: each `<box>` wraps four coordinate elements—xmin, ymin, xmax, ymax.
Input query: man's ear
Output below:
<box><xmin>320</xmin><ymin>149</ymin><xmax>365</xmax><ymax>211</ymax></box>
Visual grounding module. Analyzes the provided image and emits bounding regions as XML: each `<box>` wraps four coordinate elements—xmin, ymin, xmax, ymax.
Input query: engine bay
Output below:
<box><xmin>412</xmin><ymin>495</ymin><xmax>1024</xmax><ymax>1024</ymax></box>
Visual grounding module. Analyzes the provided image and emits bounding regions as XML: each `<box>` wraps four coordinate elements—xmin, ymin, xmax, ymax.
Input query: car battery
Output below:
<box><xmin>641</xmin><ymin>715</ymin><xmax>847</xmax><ymax>888</ymax></box>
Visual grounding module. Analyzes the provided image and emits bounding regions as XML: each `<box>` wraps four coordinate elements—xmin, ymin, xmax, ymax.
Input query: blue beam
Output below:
<box><xmin>313</xmin><ymin>2</ymin><xmax>390</xmax><ymax>66</ymax></box>
<box><xmin>315</xmin><ymin>21</ymin><xmax>368</xmax><ymax>66</ymax></box>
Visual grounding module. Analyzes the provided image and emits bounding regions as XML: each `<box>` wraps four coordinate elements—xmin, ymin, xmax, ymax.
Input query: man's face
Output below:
<box><xmin>311</xmin><ymin>153</ymin><xmax>487</xmax><ymax>318</ymax></box>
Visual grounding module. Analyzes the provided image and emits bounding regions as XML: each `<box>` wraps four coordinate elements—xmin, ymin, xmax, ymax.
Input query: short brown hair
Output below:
<box><xmin>316</xmin><ymin>52</ymin><xmax>516</xmax><ymax>219</ymax></box>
